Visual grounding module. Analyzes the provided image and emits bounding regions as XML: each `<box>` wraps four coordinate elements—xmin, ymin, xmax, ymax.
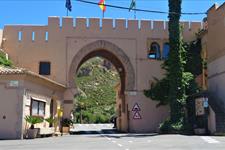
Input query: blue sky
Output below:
<box><xmin>0</xmin><ymin>0</ymin><xmax>224</xmax><ymax>28</ymax></box>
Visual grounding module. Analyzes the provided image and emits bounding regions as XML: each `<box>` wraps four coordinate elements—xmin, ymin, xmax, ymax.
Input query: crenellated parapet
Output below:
<box><xmin>0</xmin><ymin>16</ymin><xmax>204</xmax><ymax>113</ymax></box>
<box><xmin>3</xmin><ymin>17</ymin><xmax>202</xmax><ymax>43</ymax></box>
<box><xmin>207</xmin><ymin>2</ymin><xmax>225</xmax><ymax>25</ymax></box>
<box><xmin>205</xmin><ymin>2</ymin><xmax>225</xmax><ymax>62</ymax></box>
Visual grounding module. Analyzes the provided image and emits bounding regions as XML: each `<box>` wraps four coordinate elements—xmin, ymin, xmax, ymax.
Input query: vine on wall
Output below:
<box><xmin>0</xmin><ymin>52</ymin><xmax>12</xmax><ymax>67</ymax></box>
<box><xmin>144</xmin><ymin>0</ymin><xmax>202</xmax><ymax>133</ymax></box>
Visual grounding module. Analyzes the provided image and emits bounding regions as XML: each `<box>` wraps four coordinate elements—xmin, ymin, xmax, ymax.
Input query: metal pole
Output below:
<box><xmin>134</xmin><ymin>1</ymin><xmax>136</xmax><ymax>19</ymax></box>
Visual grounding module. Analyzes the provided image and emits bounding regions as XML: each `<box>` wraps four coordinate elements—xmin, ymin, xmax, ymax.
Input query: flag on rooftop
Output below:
<box><xmin>65</xmin><ymin>0</ymin><xmax>72</xmax><ymax>12</ymax></box>
<box><xmin>129</xmin><ymin>0</ymin><xmax>136</xmax><ymax>11</ymax></box>
<box><xmin>98</xmin><ymin>0</ymin><xmax>106</xmax><ymax>12</ymax></box>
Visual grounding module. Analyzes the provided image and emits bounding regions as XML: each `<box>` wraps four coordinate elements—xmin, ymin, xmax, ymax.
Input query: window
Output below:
<box><xmin>162</xmin><ymin>43</ymin><xmax>170</xmax><ymax>59</ymax></box>
<box><xmin>39</xmin><ymin>62</ymin><xmax>51</xmax><ymax>75</ymax></box>
<box><xmin>32</xmin><ymin>32</ymin><xmax>35</xmax><ymax>41</ymax></box>
<box><xmin>45</xmin><ymin>32</ymin><xmax>49</xmax><ymax>41</ymax></box>
<box><xmin>31</xmin><ymin>99</ymin><xmax>46</xmax><ymax>116</ymax></box>
<box><xmin>18</xmin><ymin>31</ymin><xmax>22</xmax><ymax>41</ymax></box>
<box><xmin>148</xmin><ymin>42</ymin><xmax>161</xmax><ymax>59</ymax></box>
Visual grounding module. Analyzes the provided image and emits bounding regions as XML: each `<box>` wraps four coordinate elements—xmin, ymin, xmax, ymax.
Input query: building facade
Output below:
<box><xmin>1</xmin><ymin>16</ymin><xmax>202</xmax><ymax>136</ymax></box>
<box><xmin>0</xmin><ymin>67</ymin><xmax>65</xmax><ymax>139</ymax></box>
<box><xmin>203</xmin><ymin>3</ymin><xmax>225</xmax><ymax>133</ymax></box>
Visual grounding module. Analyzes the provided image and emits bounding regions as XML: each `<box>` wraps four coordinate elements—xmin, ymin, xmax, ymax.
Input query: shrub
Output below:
<box><xmin>25</xmin><ymin>116</ymin><xmax>44</xmax><ymax>129</ymax></box>
<box><xmin>45</xmin><ymin>117</ymin><xmax>56</xmax><ymax>125</ymax></box>
<box><xmin>0</xmin><ymin>53</ymin><xmax>12</xmax><ymax>67</ymax></box>
<box><xmin>159</xmin><ymin>117</ymin><xmax>193</xmax><ymax>134</ymax></box>
<box><xmin>61</xmin><ymin>118</ymin><xmax>73</xmax><ymax>127</ymax></box>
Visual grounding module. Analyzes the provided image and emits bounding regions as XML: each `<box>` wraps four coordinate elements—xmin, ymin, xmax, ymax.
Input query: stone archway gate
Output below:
<box><xmin>2</xmin><ymin>17</ymin><xmax>201</xmax><ymax>132</ymax></box>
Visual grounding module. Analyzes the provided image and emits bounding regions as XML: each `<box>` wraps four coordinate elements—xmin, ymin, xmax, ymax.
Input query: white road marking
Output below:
<box><xmin>128</xmin><ymin>140</ymin><xmax>133</xmax><ymax>143</ymax></box>
<box><xmin>99</xmin><ymin>132</ymin><xmax>128</xmax><ymax>150</ymax></box>
<box><xmin>78</xmin><ymin>124</ymin><xmax>82</xmax><ymax>127</ymax></box>
<box><xmin>147</xmin><ymin>140</ymin><xmax>151</xmax><ymax>143</ymax></box>
<box><xmin>106</xmin><ymin>137</ymin><xmax>111</xmax><ymax>140</ymax></box>
<box><xmin>201</xmin><ymin>136</ymin><xmax>220</xmax><ymax>144</ymax></box>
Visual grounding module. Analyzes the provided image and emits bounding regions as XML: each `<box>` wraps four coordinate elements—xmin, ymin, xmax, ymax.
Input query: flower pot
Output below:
<box><xmin>27</xmin><ymin>128</ymin><xmax>39</xmax><ymax>139</ymax></box>
<box><xmin>62</xmin><ymin>126</ymin><xmax>70</xmax><ymax>133</ymax></box>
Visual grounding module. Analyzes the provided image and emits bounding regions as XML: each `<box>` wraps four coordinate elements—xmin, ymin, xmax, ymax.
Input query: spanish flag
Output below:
<box><xmin>98</xmin><ymin>0</ymin><xmax>106</xmax><ymax>12</ymax></box>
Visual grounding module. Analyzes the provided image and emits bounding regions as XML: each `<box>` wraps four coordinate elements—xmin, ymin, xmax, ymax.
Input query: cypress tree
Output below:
<box><xmin>145</xmin><ymin>0</ymin><xmax>201</xmax><ymax>133</ymax></box>
<box><xmin>166</xmin><ymin>0</ymin><xmax>186</xmax><ymax>124</ymax></box>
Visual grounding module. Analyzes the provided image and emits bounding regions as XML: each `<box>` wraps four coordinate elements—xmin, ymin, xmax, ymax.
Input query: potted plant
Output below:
<box><xmin>45</xmin><ymin>117</ymin><xmax>56</xmax><ymax>133</ymax></box>
<box><xmin>45</xmin><ymin>117</ymin><xmax>56</xmax><ymax>127</ymax></box>
<box><xmin>61</xmin><ymin>118</ymin><xmax>73</xmax><ymax>133</ymax></box>
<box><xmin>25</xmin><ymin>116</ymin><xmax>44</xmax><ymax>139</ymax></box>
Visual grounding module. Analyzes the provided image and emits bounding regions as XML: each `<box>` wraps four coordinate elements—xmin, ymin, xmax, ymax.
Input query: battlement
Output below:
<box><xmin>3</xmin><ymin>17</ymin><xmax>202</xmax><ymax>42</ymax></box>
<box><xmin>207</xmin><ymin>2</ymin><xmax>225</xmax><ymax>14</ymax></box>
<box><xmin>207</xmin><ymin>2</ymin><xmax>225</xmax><ymax>24</ymax></box>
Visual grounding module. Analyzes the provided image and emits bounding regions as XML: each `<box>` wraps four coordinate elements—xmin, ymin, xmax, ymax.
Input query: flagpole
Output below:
<box><xmin>103</xmin><ymin>11</ymin><xmax>105</xmax><ymax>19</ymax></box>
<box><xmin>134</xmin><ymin>1</ymin><xmax>136</xmax><ymax>19</ymax></box>
<box><xmin>67</xmin><ymin>9</ymin><xmax>68</xmax><ymax>16</ymax></box>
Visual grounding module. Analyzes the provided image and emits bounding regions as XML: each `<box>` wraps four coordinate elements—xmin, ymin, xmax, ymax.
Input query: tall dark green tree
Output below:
<box><xmin>145</xmin><ymin>0</ymin><xmax>201</xmax><ymax>133</ymax></box>
<box><xmin>166</xmin><ymin>0</ymin><xmax>186</xmax><ymax>123</ymax></box>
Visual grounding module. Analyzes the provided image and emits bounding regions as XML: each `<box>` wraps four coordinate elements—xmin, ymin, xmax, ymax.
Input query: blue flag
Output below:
<box><xmin>65</xmin><ymin>0</ymin><xmax>72</xmax><ymax>12</ymax></box>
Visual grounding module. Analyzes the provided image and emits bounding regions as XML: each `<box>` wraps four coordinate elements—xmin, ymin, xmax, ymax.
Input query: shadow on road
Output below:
<box><xmin>70</xmin><ymin>128</ymin><xmax>159</xmax><ymax>139</ymax></box>
<box><xmin>105</xmin><ymin>133</ymin><xmax>159</xmax><ymax>138</ymax></box>
<box><xmin>70</xmin><ymin>128</ymin><xmax>118</xmax><ymax>135</ymax></box>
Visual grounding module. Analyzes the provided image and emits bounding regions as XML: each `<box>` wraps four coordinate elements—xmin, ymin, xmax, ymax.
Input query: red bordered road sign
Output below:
<box><xmin>132</xmin><ymin>103</ymin><xmax>141</xmax><ymax>112</ymax></box>
<box><xmin>133</xmin><ymin>111</ymin><xmax>142</xmax><ymax>119</ymax></box>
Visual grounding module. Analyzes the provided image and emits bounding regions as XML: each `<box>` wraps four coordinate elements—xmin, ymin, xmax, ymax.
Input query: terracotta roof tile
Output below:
<box><xmin>0</xmin><ymin>66</ymin><xmax>26</xmax><ymax>74</ymax></box>
<box><xmin>0</xmin><ymin>66</ymin><xmax>66</xmax><ymax>89</ymax></box>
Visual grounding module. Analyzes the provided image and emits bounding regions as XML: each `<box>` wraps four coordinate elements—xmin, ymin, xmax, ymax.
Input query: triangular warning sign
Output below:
<box><xmin>132</xmin><ymin>103</ymin><xmax>141</xmax><ymax>111</ymax></box>
<box><xmin>133</xmin><ymin>111</ymin><xmax>142</xmax><ymax>119</ymax></box>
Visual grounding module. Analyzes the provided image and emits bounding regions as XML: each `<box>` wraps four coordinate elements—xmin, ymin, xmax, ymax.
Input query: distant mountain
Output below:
<box><xmin>74</xmin><ymin>57</ymin><xmax>119</xmax><ymax>123</ymax></box>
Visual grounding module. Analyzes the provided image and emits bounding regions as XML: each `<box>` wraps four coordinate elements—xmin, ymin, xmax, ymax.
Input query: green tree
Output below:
<box><xmin>166</xmin><ymin>0</ymin><xmax>185</xmax><ymax>125</ymax></box>
<box><xmin>74</xmin><ymin>58</ymin><xmax>119</xmax><ymax>123</ymax></box>
<box><xmin>145</xmin><ymin>0</ymin><xmax>201</xmax><ymax>133</ymax></box>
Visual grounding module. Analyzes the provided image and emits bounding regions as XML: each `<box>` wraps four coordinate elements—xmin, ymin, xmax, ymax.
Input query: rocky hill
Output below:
<box><xmin>74</xmin><ymin>57</ymin><xmax>119</xmax><ymax>123</ymax></box>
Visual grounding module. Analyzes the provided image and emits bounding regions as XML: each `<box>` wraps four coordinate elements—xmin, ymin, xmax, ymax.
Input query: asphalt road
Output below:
<box><xmin>1</xmin><ymin>124</ymin><xmax>225</xmax><ymax>150</ymax></box>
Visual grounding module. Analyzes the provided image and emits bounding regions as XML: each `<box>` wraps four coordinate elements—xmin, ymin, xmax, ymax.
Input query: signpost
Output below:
<box><xmin>8</xmin><ymin>80</ymin><xmax>19</xmax><ymax>87</ymax></box>
<box><xmin>132</xmin><ymin>103</ymin><xmax>141</xmax><ymax>111</ymax></box>
<box><xmin>195</xmin><ymin>98</ymin><xmax>204</xmax><ymax>116</ymax></box>
<box><xmin>132</xmin><ymin>103</ymin><xmax>141</xmax><ymax>120</ymax></box>
<box><xmin>203</xmin><ymin>97</ymin><xmax>208</xmax><ymax>108</ymax></box>
<box><xmin>133</xmin><ymin>111</ymin><xmax>142</xmax><ymax>119</ymax></box>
